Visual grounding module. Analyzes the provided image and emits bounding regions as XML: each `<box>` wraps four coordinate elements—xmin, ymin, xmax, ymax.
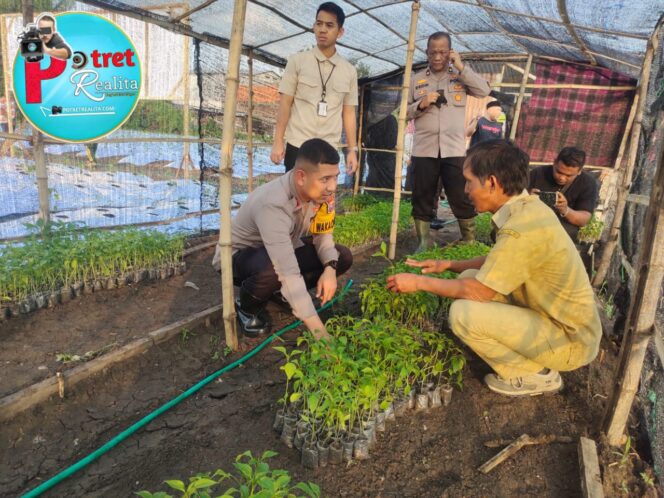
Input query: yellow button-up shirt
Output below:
<box><xmin>476</xmin><ymin>191</ymin><xmax>601</xmax><ymax>364</ymax></box>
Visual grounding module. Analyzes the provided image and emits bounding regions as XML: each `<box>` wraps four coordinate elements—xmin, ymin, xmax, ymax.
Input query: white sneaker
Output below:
<box><xmin>484</xmin><ymin>369</ymin><xmax>563</xmax><ymax>396</ymax></box>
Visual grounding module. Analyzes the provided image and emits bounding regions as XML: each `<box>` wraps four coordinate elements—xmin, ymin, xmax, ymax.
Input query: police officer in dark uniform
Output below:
<box><xmin>407</xmin><ymin>32</ymin><xmax>490</xmax><ymax>251</ymax></box>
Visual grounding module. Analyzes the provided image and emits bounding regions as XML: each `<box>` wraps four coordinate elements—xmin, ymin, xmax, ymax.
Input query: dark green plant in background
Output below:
<box><xmin>334</xmin><ymin>200</ymin><xmax>412</xmax><ymax>248</ymax></box>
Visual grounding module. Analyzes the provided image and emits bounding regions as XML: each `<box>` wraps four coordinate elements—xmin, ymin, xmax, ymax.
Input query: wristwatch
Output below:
<box><xmin>323</xmin><ymin>260</ymin><xmax>338</xmax><ymax>271</ymax></box>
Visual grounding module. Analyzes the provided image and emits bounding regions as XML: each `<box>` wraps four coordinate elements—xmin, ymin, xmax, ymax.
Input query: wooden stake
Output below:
<box><xmin>478</xmin><ymin>434</ymin><xmax>531</xmax><ymax>473</ymax></box>
<box><xmin>601</xmin><ymin>107</ymin><xmax>664</xmax><ymax>445</ymax></box>
<box><xmin>593</xmin><ymin>28</ymin><xmax>658</xmax><ymax>287</ymax></box>
<box><xmin>353</xmin><ymin>84</ymin><xmax>365</xmax><ymax>195</ymax></box>
<box><xmin>218</xmin><ymin>0</ymin><xmax>247</xmax><ymax>352</ymax></box>
<box><xmin>247</xmin><ymin>50</ymin><xmax>254</xmax><ymax>192</ymax></box>
<box><xmin>56</xmin><ymin>372</ymin><xmax>65</xmax><ymax>399</ymax></box>
<box><xmin>509</xmin><ymin>54</ymin><xmax>533</xmax><ymax>141</ymax></box>
<box><xmin>388</xmin><ymin>0</ymin><xmax>420</xmax><ymax>260</ymax></box>
<box><xmin>578</xmin><ymin>437</ymin><xmax>604</xmax><ymax>498</ymax></box>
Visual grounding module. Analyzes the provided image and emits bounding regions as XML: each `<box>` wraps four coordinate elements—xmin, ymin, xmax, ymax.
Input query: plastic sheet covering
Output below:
<box><xmin>74</xmin><ymin>0</ymin><xmax>663</xmax><ymax>78</ymax></box>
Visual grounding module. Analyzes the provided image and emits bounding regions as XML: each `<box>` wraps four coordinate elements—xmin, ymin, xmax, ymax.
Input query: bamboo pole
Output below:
<box><xmin>144</xmin><ymin>21</ymin><xmax>149</xmax><ymax>97</ymax></box>
<box><xmin>388</xmin><ymin>0</ymin><xmax>419</xmax><ymax>260</ymax></box>
<box><xmin>592</xmin><ymin>93</ymin><xmax>639</xmax><ymax>224</ymax></box>
<box><xmin>601</xmin><ymin>113</ymin><xmax>664</xmax><ymax>446</ymax></box>
<box><xmin>509</xmin><ymin>54</ymin><xmax>533</xmax><ymax>141</ymax></box>
<box><xmin>218</xmin><ymin>0</ymin><xmax>247</xmax><ymax>352</ymax></box>
<box><xmin>179</xmin><ymin>30</ymin><xmax>192</xmax><ymax>179</ymax></box>
<box><xmin>353</xmin><ymin>84</ymin><xmax>365</xmax><ymax>195</ymax></box>
<box><xmin>22</xmin><ymin>0</ymin><xmax>49</xmax><ymax>225</ymax></box>
<box><xmin>0</xmin><ymin>15</ymin><xmax>16</xmax><ymax>158</ymax></box>
<box><xmin>247</xmin><ymin>50</ymin><xmax>254</xmax><ymax>192</ymax></box>
<box><xmin>496</xmin><ymin>83</ymin><xmax>635</xmax><ymax>90</ymax></box>
<box><xmin>593</xmin><ymin>30</ymin><xmax>658</xmax><ymax>287</ymax></box>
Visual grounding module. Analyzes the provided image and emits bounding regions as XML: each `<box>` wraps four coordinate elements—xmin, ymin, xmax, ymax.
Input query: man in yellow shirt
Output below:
<box><xmin>386</xmin><ymin>139</ymin><xmax>601</xmax><ymax>396</ymax></box>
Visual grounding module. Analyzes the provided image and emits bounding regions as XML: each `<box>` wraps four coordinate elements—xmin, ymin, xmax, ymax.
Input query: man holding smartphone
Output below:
<box><xmin>528</xmin><ymin>147</ymin><xmax>598</xmax><ymax>241</ymax></box>
<box><xmin>407</xmin><ymin>32</ymin><xmax>490</xmax><ymax>251</ymax></box>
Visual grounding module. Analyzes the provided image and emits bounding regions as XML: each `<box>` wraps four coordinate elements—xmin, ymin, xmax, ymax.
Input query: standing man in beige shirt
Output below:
<box><xmin>270</xmin><ymin>2</ymin><xmax>359</xmax><ymax>175</ymax></box>
<box><xmin>407</xmin><ymin>32</ymin><xmax>490</xmax><ymax>251</ymax></box>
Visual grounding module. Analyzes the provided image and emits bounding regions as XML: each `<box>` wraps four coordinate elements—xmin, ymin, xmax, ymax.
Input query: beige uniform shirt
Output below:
<box><xmin>475</xmin><ymin>191</ymin><xmax>602</xmax><ymax>364</ymax></box>
<box><xmin>407</xmin><ymin>65</ymin><xmax>490</xmax><ymax>158</ymax></box>
<box><xmin>213</xmin><ymin>171</ymin><xmax>339</xmax><ymax>320</ymax></box>
<box><xmin>279</xmin><ymin>47</ymin><xmax>358</xmax><ymax>148</ymax></box>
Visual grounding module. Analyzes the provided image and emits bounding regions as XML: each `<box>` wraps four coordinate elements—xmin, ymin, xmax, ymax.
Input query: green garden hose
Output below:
<box><xmin>22</xmin><ymin>280</ymin><xmax>353</xmax><ymax>498</ymax></box>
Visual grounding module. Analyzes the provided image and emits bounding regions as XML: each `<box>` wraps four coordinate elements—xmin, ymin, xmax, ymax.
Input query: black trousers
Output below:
<box><xmin>411</xmin><ymin>155</ymin><xmax>475</xmax><ymax>221</ymax></box>
<box><xmin>232</xmin><ymin>237</ymin><xmax>353</xmax><ymax>301</ymax></box>
<box><xmin>284</xmin><ymin>143</ymin><xmax>299</xmax><ymax>172</ymax></box>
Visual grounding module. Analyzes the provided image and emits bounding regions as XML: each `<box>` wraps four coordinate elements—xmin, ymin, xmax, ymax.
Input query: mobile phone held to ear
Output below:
<box><xmin>539</xmin><ymin>191</ymin><xmax>557</xmax><ymax>207</ymax></box>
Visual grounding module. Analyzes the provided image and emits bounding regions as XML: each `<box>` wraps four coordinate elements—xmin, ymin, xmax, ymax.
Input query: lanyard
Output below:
<box><xmin>317</xmin><ymin>59</ymin><xmax>336</xmax><ymax>102</ymax></box>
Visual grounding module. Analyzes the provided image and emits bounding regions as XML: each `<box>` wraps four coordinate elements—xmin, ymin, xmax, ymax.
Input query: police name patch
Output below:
<box><xmin>310</xmin><ymin>200</ymin><xmax>335</xmax><ymax>234</ymax></box>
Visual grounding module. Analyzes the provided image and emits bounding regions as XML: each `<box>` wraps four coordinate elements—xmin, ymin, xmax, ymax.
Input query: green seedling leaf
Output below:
<box><xmin>164</xmin><ymin>480</ymin><xmax>185</xmax><ymax>492</ymax></box>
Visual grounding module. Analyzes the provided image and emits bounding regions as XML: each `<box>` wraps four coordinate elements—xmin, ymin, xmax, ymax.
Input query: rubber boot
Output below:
<box><xmin>414</xmin><ymin>219</ymin><xmax>431</xmax><ymax>253</ymax></box>
<box><xmin>430</xmin><ymin>218</ymin><xmax>446</xmax><ymax>230</ymax></box>
<box><xmin>457</xmin><ymin>217</ymin><xmax>476</xmax><ymax>242</ymax></box>
<box><xmin>236</xmin><ymin>286</ymin><xmax>272</xmax><ymax>338</ymax></box>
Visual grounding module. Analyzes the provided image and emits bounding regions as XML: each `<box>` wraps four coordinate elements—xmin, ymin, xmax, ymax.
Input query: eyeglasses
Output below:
<box><xmin>427</xmin><ymin>50</ymin><xmax>450</xmax><ymax>57</ymax></box>
<box><xmin>38</xmin><ymin>27</ymin><xmax>53</xmax><ymax>35</ymax></box>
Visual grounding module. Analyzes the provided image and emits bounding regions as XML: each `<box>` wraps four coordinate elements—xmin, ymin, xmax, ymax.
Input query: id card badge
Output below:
<box><xmin>317</xmin><ymin>100</ymin><xmax>328</xmax><ymax>117</ymax></box>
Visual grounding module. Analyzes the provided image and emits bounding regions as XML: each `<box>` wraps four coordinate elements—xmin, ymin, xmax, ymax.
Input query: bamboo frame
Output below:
<box><xmin>444</xmin><ymin>0</ymin><xmax>650</xmax><ymax>41</ymax></box>
<box><xmin>21</xmin><ymin>0</ymin><xmax>49</xmax><ymax>225</ymax></box>
<box><xmin>496</xmin><ymin>83</ymin><xmax>636</xmax><ymax>91</ymax></box>
<box><xmin>388</xmin><ymin>0</ymin><xmax>419</xmax><ymax>260</ymax></box>
<box><xmin>557</xmin><ymin>0</ymin><xmax>597</xmax><ymax>65</ymax></box>
<box><xmin>0</xmin><ymin>208</ymin><xmax>222</xmax><ymax>243</ymax></box>
<box><xmin>364</xmin><ymin>186</ymin><xmax>412</xmax><ymax>195</ymax></box>
<box><xmin>0</xmin><ymin>16</ymin><xmax>16</xmax><ymax>158</ymax></box>
<box><xmin>353</xmin><ymin>85</ymin><xmax>365</xmax><ymax>196</ymax></box>
<box><xmin>177</xmin><ymin>22</ymin><xmax>193</xmax><ymax>179</ymax></box>
<box><xmin>0</xmin><ymin>132</ymin><xmax>273</xmax><ymax>147</ymax></box>
<box><xmin>509</xmin><ymin>54</ymin><xmax>533</xmax><ymax>141</ymax></box>
<box><xmin>592</xmin><ymin>93</ymin><xmax>639</xmax><ymax>223</ymax></box>
<box><xmin>601</xmin><ymin>114</ymin><xmax>664</xmax><ymax>446</ymax></box>
<box><xmin>593</xmin><ymin>29</ymin><xmax>658</xmax><ymax>287</ymax></box>
<box><xmin>217</xmin><ymin>0</ymin><xmax>247</xmax><ymax>352</ymax></box>
<box><xmin>247</xmin><ymin>50</ymin><xmax>254</xmax><ymax>192</ymax></box>
<box><xmin>476</xmin><ymin>0</ymin><xmax>530</xmax><ymax>54</ymax></box>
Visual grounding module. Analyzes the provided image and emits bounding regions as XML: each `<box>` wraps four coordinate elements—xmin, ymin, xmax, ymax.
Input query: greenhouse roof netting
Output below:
<box><xmin>79</xmin><ymin>0</ymin><xmax>664</xmax><ymax>78</ymax></box>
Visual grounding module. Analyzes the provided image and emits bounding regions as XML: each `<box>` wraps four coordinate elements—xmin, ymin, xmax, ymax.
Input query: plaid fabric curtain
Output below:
<box><xmin>516</xmin><ymin>62</ymin><xmax>636</xmax><ymax>167</ymax></box>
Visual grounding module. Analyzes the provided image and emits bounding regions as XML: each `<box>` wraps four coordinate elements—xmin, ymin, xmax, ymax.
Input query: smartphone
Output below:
<box><xmin>539</xmin><ymin>191</ymin><xmax>558</xmax><ymax>207</ymax></box>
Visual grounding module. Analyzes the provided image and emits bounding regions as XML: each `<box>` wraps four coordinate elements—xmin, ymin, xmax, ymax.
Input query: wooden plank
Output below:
<box><xmin>148</xmin><ymin>305</ymin><xmax>222</xmax><ymax>344</ymax></box>
<box><xmin>0</xmin><ymin>305</ymin><xmax>222</xmax><ymax>422</ymax></box>
<box><xmin>578</xmin><ymin>437</ymin><xmax>604</xmax><ymax>498</ymax></box>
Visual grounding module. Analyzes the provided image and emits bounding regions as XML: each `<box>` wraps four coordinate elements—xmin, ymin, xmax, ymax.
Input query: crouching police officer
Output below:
<box><xmin>213</xmin><ymin>138</ymin><xmax>352</xmax><ymax>340</ymax></box>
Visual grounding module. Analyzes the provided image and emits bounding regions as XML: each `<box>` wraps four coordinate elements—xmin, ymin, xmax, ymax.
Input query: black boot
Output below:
<box><xmin>236</xmin><ymin>287</ymin><xmax>272</xmax><ymax>338</ymax></box>
<box><xmin>430</xmin><ymin>217</ymin><xmax>447</xmax><ymax>230</ymax></box>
